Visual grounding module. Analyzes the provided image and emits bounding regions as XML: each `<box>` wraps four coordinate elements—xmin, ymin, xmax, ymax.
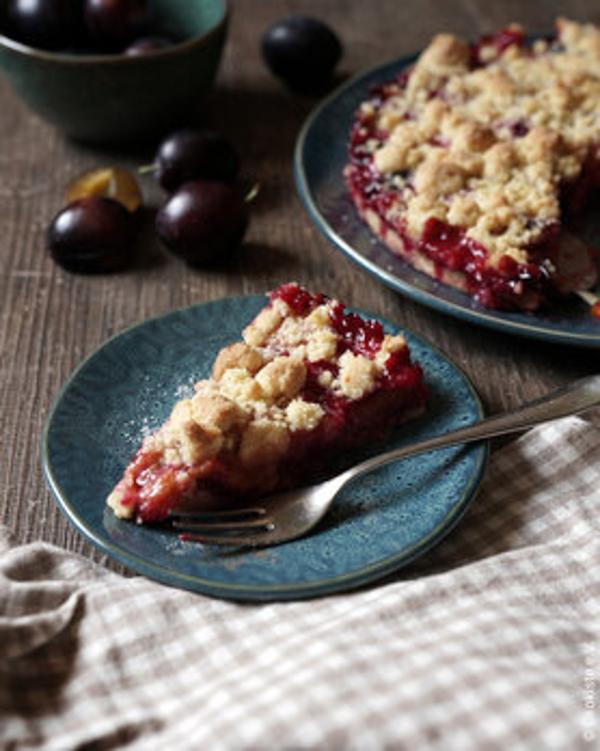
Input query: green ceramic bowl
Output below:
<box><xmin>0</xmin><ymin>0</ymin><xmax>228</xmax><ymax>143</ymax></box>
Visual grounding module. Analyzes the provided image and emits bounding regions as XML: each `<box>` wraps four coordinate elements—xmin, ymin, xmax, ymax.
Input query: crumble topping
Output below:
<box><xmin>337</xmin><ymin>351</ymin><xmax>378</xmax><ymax>400</ymax></box>
<box><xmin>286</xmin><ymin>399</ymin><xmax>325</xmax><ymax>431</ymax></box>
<box><xmin>242</xmin><ymin>298</ymin><xmax>289</xmax><ymax>347</ymax></box>
<box><xmin>239</xmin><ymin>419</ymin><xmax>290</xmax><ymax>468</ymax></box>
<box><xmin>359</xmin><ymin>18</ymin><xmax>600</xmax><ymax>267</ymax></box>
<box><xmin>212</xmin><ymin>342</ymin><xmax>263</xmax><ymax>380</ymax></box>
<box><xmin>255</xmin><ymin>356</ymin><xmax>307</xmax><ymax>401</ymax></box>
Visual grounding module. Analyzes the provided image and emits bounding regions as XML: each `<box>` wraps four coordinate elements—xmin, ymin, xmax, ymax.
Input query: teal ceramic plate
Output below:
<box><xmin>294</xmin><ymin>55</ymin><xmax>600</xmax><ymax>348</ymax></box>
<box><xmin>42</xmin><ymin>295</ymin><xmax>487</xmax><ymax>601</ymax></box>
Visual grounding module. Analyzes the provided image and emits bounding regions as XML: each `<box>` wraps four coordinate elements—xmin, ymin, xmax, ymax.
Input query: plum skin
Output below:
<box><xmin>84</xmin><ymin>0</ymin><xmax>150</xmax><ymax>50</ymax></box>
<box><xmin>5</xmin><ymin>0</ymin><xmax>83</xmax><ymax>50</ymax></box>
<box><xmin>154</xmin><ymin>129</ymin><xmax>240</xmax><ymax>192</ymax></box>
<box><xmin>155</xmin><ymin>180</ymin><xmax>248</xmax><ymax>266</ymax></box>
<box><xmin>47</xmin><ymin>196</ymin><xmax>136</xmax><ymax>273</ymax></box>
<box><xmin>262</xmin><ymin>16</ymin><xmax>342</xmax><ymax>92</ymax></box>
<box><xmin>125</xmin><ymin>36</ymin><xmax>173</xmax><ymax>55</ymax></box>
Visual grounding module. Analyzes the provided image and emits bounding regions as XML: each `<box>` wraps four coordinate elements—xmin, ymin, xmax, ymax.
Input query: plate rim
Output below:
<box><xmin>293</xmin><ymin>55</ymin><xmax>600</xmax><ymax>349</ymax></box>
<box><xmin>41</xmin><ymin>294</ymin><xmax>489</xmax><ymax>601</ymax></box>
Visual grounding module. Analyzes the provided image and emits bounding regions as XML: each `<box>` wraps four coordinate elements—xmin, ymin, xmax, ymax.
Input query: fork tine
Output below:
<box><xmin>172</xmin><ymin>517</ymin><xmax>274</xmax><ymax>533</ymax></box>
<box><xmin>169</xmin><ymin>507</ymin><xmax>267</xmax><ymax>522</ymax></box>
<box><xmin>179</xmin><ymin>532</ymin><xmax>272</xmax><ymax>547</ymax></box>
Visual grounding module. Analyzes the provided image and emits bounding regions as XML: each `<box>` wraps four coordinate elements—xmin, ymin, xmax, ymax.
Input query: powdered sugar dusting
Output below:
<box><xmin>174</xmin><ymin>375</ymin><xmax>198</xmax><ymax>401</ymax></box>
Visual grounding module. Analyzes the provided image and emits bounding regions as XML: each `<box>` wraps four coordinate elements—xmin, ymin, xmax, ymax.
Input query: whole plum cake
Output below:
<box><xmin>107</xmin><ymin>284</ymin><xmax>427</xmax><ymax>523</ymax></box>
<box><xmin>345</xmin><ymin>18</ymin><xmax>600</xmax><ymax>311</ymax></box>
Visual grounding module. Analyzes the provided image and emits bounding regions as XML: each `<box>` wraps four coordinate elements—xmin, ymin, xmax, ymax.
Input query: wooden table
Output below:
<box><xmin>1</xmin><ymin>0</ymin><xmax>597</xmax><ymax>570</ymax></box>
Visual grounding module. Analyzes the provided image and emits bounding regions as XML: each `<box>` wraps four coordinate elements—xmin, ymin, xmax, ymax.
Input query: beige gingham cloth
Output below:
<box><xmin>2</xmin><ymin>416</ymin><xmax>599</xmax><ymax>750</ymax></box>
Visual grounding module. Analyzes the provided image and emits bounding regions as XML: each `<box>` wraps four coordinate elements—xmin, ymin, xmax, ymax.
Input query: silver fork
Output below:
<box><xmin>170</xmin><ymin>375</ymin><xmax>600</xmax><ymax>548</ymax></box>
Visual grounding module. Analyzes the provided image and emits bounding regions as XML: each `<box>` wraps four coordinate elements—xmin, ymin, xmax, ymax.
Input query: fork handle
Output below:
<box><xmin>344</xmin><ymin>374</ymin><xmax>600</xmax><ymax>482</ymax></box>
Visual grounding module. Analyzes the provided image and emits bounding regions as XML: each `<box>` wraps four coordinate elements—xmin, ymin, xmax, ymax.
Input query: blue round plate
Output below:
<box><xmin>294</xmin><ymin>56</ymin><xmax>600</xmax><ymax>348</ymax></box>
<box><xmin>42</xmin><ymin>295</ymin><xmax>487</xmax><ymax>601</ymax></box>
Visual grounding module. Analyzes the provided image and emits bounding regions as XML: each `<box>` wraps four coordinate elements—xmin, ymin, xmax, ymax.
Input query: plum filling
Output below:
<box><xmin>562</xmin><ymin>150</ymin><xmax>600</xmax><ymax>218</ymax></box>
<box><xmin>116</xmin><ymin>449</ymin><xmax>201</xmax><ymax>523</ymax></box>
<box><xmin>470</xmin><ymin>26</ymin><xmax>525</xmax><ymax>67</ymax></box>
<box><xmin>269</xmin><ymin>282</ymin><xmax>325</xmax><ymax>314</ymax></box>
<box><xmin>346</xmin><ymin>147</ymin><xmax>562</xmax><ymax>310</ymax></box>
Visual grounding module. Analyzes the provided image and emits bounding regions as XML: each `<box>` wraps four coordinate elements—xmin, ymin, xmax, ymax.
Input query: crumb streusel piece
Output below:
<box><xmin>107</xmin><ymin>284</ymin><xmax>426</xmax><ymax>523</ymax></box>
<box><xmin>345</xmin><ymin>18</ymin><xmax>599</xmax><ymax>310</ymax></box>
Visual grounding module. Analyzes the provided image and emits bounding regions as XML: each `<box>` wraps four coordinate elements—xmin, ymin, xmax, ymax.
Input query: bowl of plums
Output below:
<box><xmin>43</xmin><ymin>14</ymin><xmax>344</xmax><ymax>273</ymax></box>
<box><xmin>0</xmin><ymin>0</ymin><xmax>228</xmax><ymax>142</ymax></box>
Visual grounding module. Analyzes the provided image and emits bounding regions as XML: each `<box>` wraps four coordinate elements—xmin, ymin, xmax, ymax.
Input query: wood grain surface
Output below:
<box><xmin>0</xmin><ymin>0</ymin><xmax>598</xmax><ymax>570</ymax></box>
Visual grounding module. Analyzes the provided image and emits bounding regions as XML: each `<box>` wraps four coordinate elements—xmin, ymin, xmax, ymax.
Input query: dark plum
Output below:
<box><xmin>262</xmin><ymin>16</ymin><xmax>342</xmax><ymax>92</ymax></box>
<box><xmin>125</xmin><ymin>36</ymin><xmax>173</xmax><ymax>55</ymax></box>
<box><xmin>47</xmin><ymin>196</ymin><xmax>136</xmax><ymax>273</ymax></box>
<box><xmin>155</xmin><ymin>180</ymin><xmax>248</xmax><ymax>266</ymax></box>
<box><xmin>84</xmin><ymin>0</ymin><xmax>150</xmax><ymax>50</ymax></box>
<box><xmin>6</xmin><ymin>0</ymin><xmax>83</xmax><ymax>50</ymax></box>
<box><xmin>154</xmin><ymin>129</ymin><xmax>240</xmax><ymax>192</ymax></box>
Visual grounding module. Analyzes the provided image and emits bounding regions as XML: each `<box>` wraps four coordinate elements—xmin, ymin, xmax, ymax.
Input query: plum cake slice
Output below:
<box><xmin>107</xmin><ymin>284</ymin><xmax>427</xmax><ymax>523</ymax></box>
<box><xmin>345</xmin><ymin>18</ymin><xmax>599</xmax><ymax>311</ymax></box>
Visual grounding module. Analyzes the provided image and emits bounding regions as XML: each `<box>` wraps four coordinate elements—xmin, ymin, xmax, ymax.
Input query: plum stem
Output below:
<box><xmin>244</xmin><ymin>183</ymin><xmax>260</xmax><ymax>203</ymax></box>
<box><xmin>138</xmin><ymin>163</ymin><xmax>157</xmax><ymax>175</ymax></box>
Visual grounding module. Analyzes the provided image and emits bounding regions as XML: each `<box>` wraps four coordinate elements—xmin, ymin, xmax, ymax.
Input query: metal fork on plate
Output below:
<box><xmin>169</xmin><ymin>375</ymin><xmax>600</xmax><ymax>548</ymax></box>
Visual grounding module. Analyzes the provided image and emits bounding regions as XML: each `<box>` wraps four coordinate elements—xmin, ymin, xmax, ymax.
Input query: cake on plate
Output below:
<box><xmin>107</xmin><ymin>284</ymin><xmax>427</xmax><ymax>523</ymax></box>
<box><xmin>345</xmin><ymin>18</ymin><xmax>599</xmax><ymax>311</ymax></box>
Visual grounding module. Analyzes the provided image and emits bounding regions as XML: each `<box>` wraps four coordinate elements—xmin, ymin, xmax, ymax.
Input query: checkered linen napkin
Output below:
<box><xmin>1</xmin><ymin>416</ymin><xmax>599</xmax><ymax>751</ymax></box>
